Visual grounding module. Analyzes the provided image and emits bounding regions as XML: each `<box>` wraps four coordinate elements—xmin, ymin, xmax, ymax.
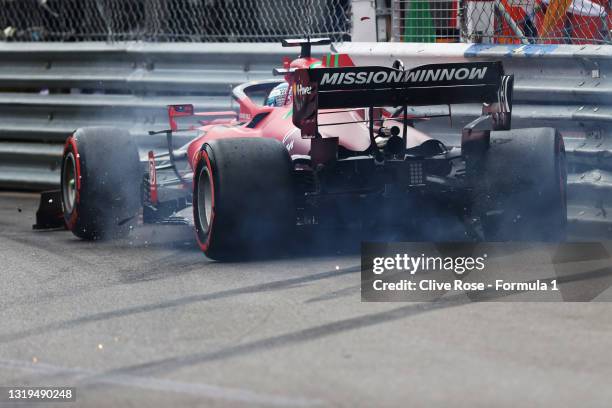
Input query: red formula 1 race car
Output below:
<box><xmin>35</xmin><ymin>38</ymin><xmax>566</xmax><ymax>260</ymax></box>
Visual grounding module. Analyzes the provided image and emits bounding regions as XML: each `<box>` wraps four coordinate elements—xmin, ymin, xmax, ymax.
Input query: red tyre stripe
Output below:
<box><xmin>194</xmin><ymin>148</ymin><xmax>216</xmax><ymax>253</ymax></box>
<box><xmin>63</xmin><ymin>136</ymin><xmax>81</xmax><ymax>230</ymax></box>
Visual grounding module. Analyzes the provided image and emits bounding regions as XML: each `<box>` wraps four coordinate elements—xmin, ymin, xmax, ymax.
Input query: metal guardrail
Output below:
<box><xmin>0</xmin><ymin>42</ymin><xmax>291</xmax><ymax>190</ymax></box>
<box><xmin>335</xmin><ymin>42</ymin><xmax>612</xmax><ymax>234</ymax></box>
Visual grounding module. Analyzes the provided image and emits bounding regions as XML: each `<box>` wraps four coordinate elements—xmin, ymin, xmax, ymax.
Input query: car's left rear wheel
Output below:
<box><xmin>193</xmin><ymin>138</ymin><xmax>295</xmax><ymax>260</ymax></box>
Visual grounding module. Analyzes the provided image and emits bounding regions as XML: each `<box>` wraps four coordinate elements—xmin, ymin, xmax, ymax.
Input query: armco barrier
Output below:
<box><xmin>0</xmin><ymin>42</ymin><xmax>289</xmax><ymax>190</ymax></box>
<box><xmin>0</xmin><ymin>41</ymin><xmax>610</xmax><ymax>235</ymax></box>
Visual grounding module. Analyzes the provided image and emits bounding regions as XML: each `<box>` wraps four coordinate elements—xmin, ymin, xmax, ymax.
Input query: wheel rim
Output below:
<box><xmin>62</xmin><ymin>152</ymin><xmax>77</xmax><ymax>213</ymax></box>
<box><xmin>197</xmin><ymin>164</ymin><xmax>213</xmax><ymax>233</ymax></box>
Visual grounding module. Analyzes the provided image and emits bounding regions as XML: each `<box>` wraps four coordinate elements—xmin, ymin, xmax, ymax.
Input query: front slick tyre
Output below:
<box><xmin>61</xmin><ymin>127</ymin><xmax>141</xmax><ymax>240</ymax></box>
<box><xmin>193</xmin><ymin>138</ymin><xmax>295</xmax><ymax>261</ymax></box>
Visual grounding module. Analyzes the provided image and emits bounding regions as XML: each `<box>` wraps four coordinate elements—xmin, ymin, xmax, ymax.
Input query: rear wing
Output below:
<box><xmin>292</xmin><ymin>61</ymin><xmax>513</xmax><ymax>138</ymax></box>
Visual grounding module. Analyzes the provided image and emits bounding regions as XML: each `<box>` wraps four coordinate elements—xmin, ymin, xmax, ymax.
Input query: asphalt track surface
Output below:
<box><xmin>1</xmin><ymin>192</ymin><xmax>612</xmax><ymax>407</ymax></box>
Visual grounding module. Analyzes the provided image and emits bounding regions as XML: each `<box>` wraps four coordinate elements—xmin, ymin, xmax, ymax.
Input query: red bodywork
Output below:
<box><xmin>185</xmin><ymin>54</ymin><xmax>432</xmax><ymax>171</ymax></box>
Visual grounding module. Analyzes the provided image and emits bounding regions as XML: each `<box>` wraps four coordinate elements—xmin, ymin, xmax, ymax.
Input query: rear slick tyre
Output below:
<box><xmin>471</xmin><ymin>127</ymin><xmax>567</xmax><ymax>241</ymax></box>
<box><xmin>193</xmin><ymin>138</ymin><xmax>295</xmax><ymax>260</ymax></box>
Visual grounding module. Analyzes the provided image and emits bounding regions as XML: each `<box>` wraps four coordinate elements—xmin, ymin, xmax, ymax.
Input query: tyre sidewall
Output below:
<box><xmin>61</xmin><ymin>127</ymin><xmax>141</xmax><ymax>240</ymax></box>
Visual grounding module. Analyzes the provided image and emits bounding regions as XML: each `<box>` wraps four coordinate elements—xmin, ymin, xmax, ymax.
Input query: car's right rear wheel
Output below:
<box><xmin>470</xmin><ymin>127</ymin><xmax>567</xmax><ymax>241</ymax></box>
